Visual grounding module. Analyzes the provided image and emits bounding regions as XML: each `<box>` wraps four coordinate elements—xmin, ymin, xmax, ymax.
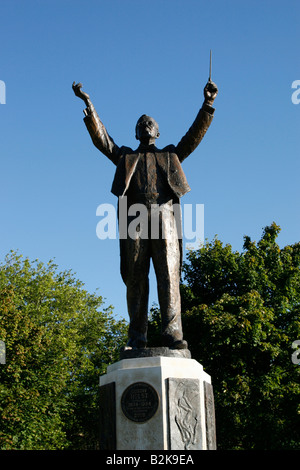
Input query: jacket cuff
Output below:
<box><xmin>83</xmin><ymin>103</ymin><xmax>95</xmax><ymax>119</ymax></box>
<box><xmin>202</xmin><ymin>102</ymin><xmax>215</xmax><ymax>115</ymax></box>
<box><xmin>83</xmin><ymin>113</ymin><xmax>91</xmax><ymax>123</ymax></box>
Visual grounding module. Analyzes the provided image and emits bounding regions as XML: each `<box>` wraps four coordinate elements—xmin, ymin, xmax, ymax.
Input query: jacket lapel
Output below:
<box><xmin>157</xmin><ymin>152</ymin><xmax>191</xmax><ymax>197</ymax></box>
<box><xmin>155</xmin><ymin>152</ymin><xmax>169</xmax><ymax>182</ymax></box>
<box><xmin>122</xmin><ymin>153</ymin><xmax>141</xmax><ymax>196</ymax></box>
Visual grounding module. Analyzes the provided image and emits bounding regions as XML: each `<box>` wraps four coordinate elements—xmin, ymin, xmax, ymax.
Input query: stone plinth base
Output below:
<box><xmin>99</xmin><ymin>349</ymin><xmax>216</xmax><ymax>450</ymax></box>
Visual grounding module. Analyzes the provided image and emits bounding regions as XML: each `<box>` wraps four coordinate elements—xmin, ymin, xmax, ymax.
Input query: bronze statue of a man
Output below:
<box><xmin>73</xmin><ymin>78</ymin><xmax>218</xmax><ymax>350</ymax></box>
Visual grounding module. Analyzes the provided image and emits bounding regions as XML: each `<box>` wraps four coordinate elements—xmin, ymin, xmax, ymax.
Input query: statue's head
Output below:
<box><xmin>135</xmin><ymin>114</ymin><xmax>160</xmax><ymax>144</ymax></box>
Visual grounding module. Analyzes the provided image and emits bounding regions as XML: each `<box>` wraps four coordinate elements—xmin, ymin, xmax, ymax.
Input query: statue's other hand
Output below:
<box><xmin>72</xmin><ymin>81</ymin><xmax>90</xmax><ymax>102</ymax></box>
<box><xmin>204</xmin><ymin>80</ymin><xmax>218</xmax><ymax>105</ymax></box>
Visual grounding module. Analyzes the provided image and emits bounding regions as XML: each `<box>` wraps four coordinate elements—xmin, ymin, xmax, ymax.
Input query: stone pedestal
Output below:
<box><xmin>99</xmin><ymin>348</ymin><xmax>216</xmax><ymax>450</ymax></box>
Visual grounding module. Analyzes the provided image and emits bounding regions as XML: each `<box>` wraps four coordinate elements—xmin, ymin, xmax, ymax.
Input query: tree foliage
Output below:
<box><xmin>148</xmin><ymin>223</ymin><xmax>300</xmax><ymax>449</ymax></box>
<box><xmin>179</xmin><ymin>223</ymin><xmax>300</xmax><ymax>449</ymax></box>
<box><xmin>0</xmin><ymin>251</ymin><xmax>127</xmax><ymax>450</ymax></box>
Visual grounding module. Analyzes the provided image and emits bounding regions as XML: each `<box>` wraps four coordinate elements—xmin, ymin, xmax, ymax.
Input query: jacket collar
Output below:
<box><xmin>136</xmin><ymin>143</ymin><xmax>158</xmax><ymax>152</ymax></box>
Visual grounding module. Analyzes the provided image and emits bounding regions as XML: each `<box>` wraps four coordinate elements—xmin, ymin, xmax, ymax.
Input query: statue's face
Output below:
<box><xmin>135</xmin><ymin>115</ymin><xmax>160</xmax><ymax>143</ymax></box>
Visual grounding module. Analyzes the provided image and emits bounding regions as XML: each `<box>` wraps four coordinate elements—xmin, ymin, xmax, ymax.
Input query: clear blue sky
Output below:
<box><xmin>1</xmin><ymin>0</ymin><xmax>299</xmax><ymax>321</ymax></box>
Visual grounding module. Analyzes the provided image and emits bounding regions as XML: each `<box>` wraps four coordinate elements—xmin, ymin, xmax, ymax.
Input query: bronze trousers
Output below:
<box><xmin>119</xmin><ymin>200</ymin><xmax>183</xmax><ymax>347</ymax></box>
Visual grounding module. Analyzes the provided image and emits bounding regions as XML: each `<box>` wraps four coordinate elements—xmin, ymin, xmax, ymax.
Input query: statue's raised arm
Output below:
<box><xmin>174</xmin><ymin>80</ymin><xmax>218</xmax><ymax>162</ymax></box>
<box><xmin>72</xmin><ymin>82</ymin><xmax>120</xmax><ymax>165</ymax></box>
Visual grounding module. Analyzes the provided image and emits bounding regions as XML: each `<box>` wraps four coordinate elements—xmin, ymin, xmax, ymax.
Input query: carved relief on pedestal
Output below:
<box><xmin>167</xmin><ymin>378</ymin><xmax>202</xmax><ymax>450</ymax></box>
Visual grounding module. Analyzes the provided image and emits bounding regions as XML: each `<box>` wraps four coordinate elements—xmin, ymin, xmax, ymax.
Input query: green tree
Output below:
<box><xmin>0</xmin><ymin>251</ymin><xmax>127</xmax><ymax>450</ymax></box>
<box><xmin>180</xmin><ymin>223</ymin><xmax>300</xmax><ymax>449</ymax></box>
<box><xmin>148</xmin><ymin>223</ymin><xmax>300</xmax><ymax>449</ymax></box>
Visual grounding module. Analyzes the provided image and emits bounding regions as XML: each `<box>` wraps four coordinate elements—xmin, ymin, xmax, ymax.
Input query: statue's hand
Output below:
<box><xmin>204</xmin><ymin>80</ymin><xmax>218</xmax><ymax>105</ymax></box>
<box><xmin>72</xmin><ymin>82</ymin><xmax>90</xmax><ymax>102</ymax></box>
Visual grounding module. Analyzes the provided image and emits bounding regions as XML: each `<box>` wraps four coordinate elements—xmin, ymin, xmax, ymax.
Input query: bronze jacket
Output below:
<box><xmin>83</xmin><ymin>103</ymin><xmax>214</xmax><ymax>199</ymax></box>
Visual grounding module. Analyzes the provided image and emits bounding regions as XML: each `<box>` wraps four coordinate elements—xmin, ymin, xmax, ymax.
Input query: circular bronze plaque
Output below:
<box><xmin>121</xmin><ymin>382</ymin><xmax>159</xmax><ymax>423</ymax></box>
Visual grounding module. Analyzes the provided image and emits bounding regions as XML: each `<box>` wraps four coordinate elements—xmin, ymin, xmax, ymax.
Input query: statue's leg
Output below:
<box><xmin>151</xmin><ymin>202</ymin><xmax>187</xmax><ymax>349</ymax></box>
<box><xmin>120</xmin><ymin>230</ymin><xmax>150</xmax><ymax>348</ymax></box>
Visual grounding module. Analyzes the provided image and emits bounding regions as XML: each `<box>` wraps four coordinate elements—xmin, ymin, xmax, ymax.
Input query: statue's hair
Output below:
<box><xmin>136</xmin><ymin>114</ymin><xmax>156</xmax><ymax>125</ymax></box>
